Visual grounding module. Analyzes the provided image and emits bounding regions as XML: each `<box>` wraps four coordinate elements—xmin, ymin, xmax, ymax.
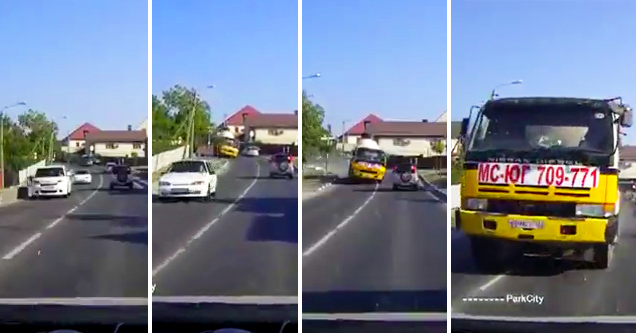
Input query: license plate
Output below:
<box><xmin>171</xmin><ymin>188</ymin><xmax>189</xmax><ymax>194</ymax></box>
<box><xmin>509</xmin><ymin>219</ymin><xmax>544</xmax><ymax>229</ymax></box>
<box><xmin>42</xmin><ymin>186</ymin><xmax>56</xmax><ymax>190</ymax></box>
<box><xmin>478</xmin><ymin>163</ymin><xmax>599</xmax><ymax>188</ymax></box>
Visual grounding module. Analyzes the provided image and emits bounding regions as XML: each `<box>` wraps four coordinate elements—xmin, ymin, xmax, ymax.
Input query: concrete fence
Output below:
<box><xmin>18</xmin><ymin>160</ymin><xmax>46</xmax><ymax>185</ymax></box>
<box><xmin>152</xmin><ymin>146</ymin><xmax>189</xmax><ymax>173</ymax></box>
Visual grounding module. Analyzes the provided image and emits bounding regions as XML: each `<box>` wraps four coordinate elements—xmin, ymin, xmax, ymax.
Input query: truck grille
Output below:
<box><xmin>487</xmin><ymin>199</ymin><xmax>577</xmax><ymax>218</ymax></box>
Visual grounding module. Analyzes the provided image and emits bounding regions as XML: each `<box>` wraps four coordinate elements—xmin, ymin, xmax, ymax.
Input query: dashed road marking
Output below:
<box><xmin>3</xmin><ymin>175</ymin><xmax>104</xmax><ymax>260</ymax></box>
<box><xmin>302</xmin><ymin>182</ymin><xmax>380</xmax><ymax>257</ymax></box>
<box><xmin>152</xmin><ymin>162</ymin><xmax>261</xmax><ymax>277</ymax></box>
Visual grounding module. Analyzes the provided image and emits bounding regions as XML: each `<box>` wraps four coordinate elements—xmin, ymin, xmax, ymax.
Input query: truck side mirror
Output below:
<box><xmin>460</xmin><ymin>118</ymin><xmax>470</xmax><ymax>138</ymax></box>
<box><xmin>622</xmin><ymin>111</ymin><xmax>633</xmax><ymax>128</ymax></box>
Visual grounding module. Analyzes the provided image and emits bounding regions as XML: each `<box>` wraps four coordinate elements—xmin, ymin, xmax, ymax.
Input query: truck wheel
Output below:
<box><xmin>590</xmin><ymin>243</ymin><xmax>613</xmax><ymax>269</ymax></box>
<box><xmin>470</xmin><ymin>237</ymin><xmax>504</xmax><ymax>272</ymax></box>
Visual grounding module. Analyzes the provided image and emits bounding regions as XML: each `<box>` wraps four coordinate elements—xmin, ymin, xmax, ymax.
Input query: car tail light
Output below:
<box><xmin>287</xmin><ymin>156</ymin><xmax>292</xmax><ymax>162</ymax></box>
<box><xmin>393</xmin><ymin>166</ymin><xmax>397</xmax><ymax>171</ymax></box>
<box><xmin>411</xmin><ymin>166</ymin><xmax>416</xmax><ymax>172</ymax></box>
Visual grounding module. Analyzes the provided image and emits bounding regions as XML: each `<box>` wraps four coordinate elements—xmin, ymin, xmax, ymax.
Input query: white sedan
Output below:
<box><xmin>157</xmin><ymin>159</ymin><xmax>218</xmax><ymax>201</ymax></box>
<box><xmin>73</xmin><ymin>170</ymin><xmax>92</xmax><ymax>184</ymax></box>
<box><xmin>244</xmin><ymin>146</ymin><xmax>260</xmax><ymax>157</ymax></box>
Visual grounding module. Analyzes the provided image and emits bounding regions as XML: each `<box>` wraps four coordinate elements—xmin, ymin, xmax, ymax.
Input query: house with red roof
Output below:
<box><xmin>339</xmin><ymin>110</ymin><xmax>454</xmax><ymax>156</ymax></box>
<box><xmin>61</xmin><ymin>123</ymin><xmax>101</xmax><ymax>153</ymax></box>
<box><xmin>222</xmin><ymin>105</ymin><xmax>298</xmax><ymax>145</ymax></box>
<box><xmin>62</xmin><ymin>122</ymin><xmax>148</xmax><ymax>158</ymax></box>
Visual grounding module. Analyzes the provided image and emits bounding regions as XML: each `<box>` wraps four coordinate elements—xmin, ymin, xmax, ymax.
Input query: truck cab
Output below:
<box><xmin>214</xmin><ymin>130</ymin><xmax>239</xmax><ymax>158</ymax></box>
<box><xmin>457</xmin><ymin>97</ymin><xmax>632</xmax><ymax>270</ymax></box>
<box><xmin>348</xmin><ymin>136</ymin><xmax>387</xmax><ymax>183</ymax></box>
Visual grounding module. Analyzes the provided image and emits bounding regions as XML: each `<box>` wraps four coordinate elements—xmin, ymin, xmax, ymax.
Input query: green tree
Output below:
<box><xmin>302</xmin><ymin>90</ymin><xmax>330</xmax><ymax>162</ymax></box>
<box><xmin>2</xmin><ymin>109</ymin><xmax>59</xmax><ymax>185</ymax></box>
<box><xmin>152</xmin><ymin>85</ymin><xmax>215</xmax><ymax>154</ymax></box>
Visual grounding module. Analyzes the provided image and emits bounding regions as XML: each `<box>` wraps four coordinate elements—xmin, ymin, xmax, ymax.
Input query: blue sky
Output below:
<box><xmin>453</xmin><ymin>0</ymin><xmax>636</xmax><ymax>143</ymax></box>
<box><xmin>0</xmin><ymin>1</ymin><xmax>148</xmax><ymax>139</ymax></box>
<box><xmin>303</xmin><ymin>0</ymin><xmax>447</xmax><ymax>135</ymax></box>
<box><xmin>152</xmin><ymin>0</ymin><xmax>298</xmax><ymax>123</ymax></box>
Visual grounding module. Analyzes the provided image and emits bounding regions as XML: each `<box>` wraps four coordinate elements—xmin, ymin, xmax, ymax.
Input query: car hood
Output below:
<box><xmin>160</xmin><ymin>172</ymin><xmax>207</xmax><ymax>184</ymax></box>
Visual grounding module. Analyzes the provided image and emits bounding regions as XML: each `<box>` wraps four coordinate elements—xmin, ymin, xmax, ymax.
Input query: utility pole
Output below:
<box><xmin>46</xmin><ymin>130</ymin><xmax>55</xmax><ymax>164</ymax></box>
<box><xmin>182</xmin><ymin>90</ymin><xmax>198</xmax><ymax>160</ymax></box>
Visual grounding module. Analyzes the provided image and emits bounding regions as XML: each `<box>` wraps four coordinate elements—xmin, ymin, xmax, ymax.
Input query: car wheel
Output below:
<box><xmin>204</xmin><ymin>185</ymin><xmax>214</xmax><ymax>202</ymax></box>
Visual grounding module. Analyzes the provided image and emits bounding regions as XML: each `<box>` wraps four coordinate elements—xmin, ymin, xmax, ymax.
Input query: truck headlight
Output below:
<box><xmin>575</xmin><ymin>204</ymin><xmax>613</xmax><ymax>218</ymax></box>
<box><xmin>465</xmin><ymin>198</ymin><xmax>488</xmax><ymax>210</ymax></box>
<box><xmin>191</xmin><ymin>181</ymin><xmax>205</xmax><ymax>185</ymax></box>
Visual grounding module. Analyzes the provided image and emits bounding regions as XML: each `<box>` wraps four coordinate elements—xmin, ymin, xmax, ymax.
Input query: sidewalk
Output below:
<box><xmin>417</xmin><ymin>169</ymin><xmax>448</xmax><ymax>201</ymax></box>
<box><xmin>302</xmin><ymin>175</ymin><xmax>338</xmax><ymax>201</ymax></box>
<box><xmin>0</xmin><ymin>186</ymin><xmax>24</xmax><ymax>207</ymax></box>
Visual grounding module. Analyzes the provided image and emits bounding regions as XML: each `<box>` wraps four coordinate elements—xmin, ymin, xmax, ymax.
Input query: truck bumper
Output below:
<box><xmin>457</xmin><ymin>210</ymin><xmax>616</xmax><ymax>245</ymax></box>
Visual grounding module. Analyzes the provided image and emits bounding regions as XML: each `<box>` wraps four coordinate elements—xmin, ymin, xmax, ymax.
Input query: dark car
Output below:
<box><xmin>109</xmin><ymin>165</ymin><xmax>134</xmax><ymax>190</ymax></box>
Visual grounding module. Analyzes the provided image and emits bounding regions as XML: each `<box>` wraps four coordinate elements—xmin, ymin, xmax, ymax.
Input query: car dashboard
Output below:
<box><xmin>0</xmin><ymin>301</ymin><xmax>147</xmax><ymax>332</ymax></box>
<box><xmin>153</xmin><ymin>299</ymin><xmax>298</xmax><ymax>333</ymax></box>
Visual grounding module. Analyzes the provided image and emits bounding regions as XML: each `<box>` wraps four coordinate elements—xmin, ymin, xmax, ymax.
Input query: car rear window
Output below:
<box><xmin>112</xmin><ymin>166</ymin><xmax>130</xmax><ymax>173</ymax></box>
<box><xmin>76</xmin><ymin>170</ymin><xmax>89</xmax><ymax>174</ymax></box>
<box><xmin>273</xmin><ymin>155</ymin><xmax>289</xmax><ymax>163</ymax></box>
<box><xmin>395</xmin><ymin>163</ymin><xmax>415</xmax><ymax>173</ymax></box>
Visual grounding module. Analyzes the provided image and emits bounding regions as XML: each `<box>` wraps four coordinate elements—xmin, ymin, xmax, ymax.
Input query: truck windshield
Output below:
<box><xmin>219</xmin><ymin>137</ymin><xmax>238</xmax><ymax>148</ymax></box>
<box><xmin>354</xmin><ymin>148</ymin><xmax>385</xmax><ymax>162</ymax></box>
<box><xmin>468</xmin><ymin>102</ymin><xmax>614</xmax><ymax>154</ymax></box>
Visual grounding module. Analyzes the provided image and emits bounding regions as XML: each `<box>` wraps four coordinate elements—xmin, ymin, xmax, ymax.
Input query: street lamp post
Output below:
<box><xmin>0</xmin><ymin>102</ymin><xmax>27</xmax><ymax>189</ymax></box>
<box><xmin>302</xmin><ymin>73</ymin><xmax>321</xmax><ymax>80</ymax></box>
<box><xmin>490</xmin><ymin>80</ymin><xmax>523</xmax><ymax>100</ymax></box>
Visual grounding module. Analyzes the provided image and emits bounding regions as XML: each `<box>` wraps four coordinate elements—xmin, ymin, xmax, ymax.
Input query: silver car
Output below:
<box><xmin>391</xmin><ymin>163</ymin><xmax>420</xmax><ymax>191</ymax></box>
<box><xmin>269</xmin><ymin>154</ymin><xmax>294</xmax><ymax>179</ymax></box>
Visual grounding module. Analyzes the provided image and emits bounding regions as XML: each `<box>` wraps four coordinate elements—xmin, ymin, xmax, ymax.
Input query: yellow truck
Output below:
<box><xmin>347</xmin><ymin>137</ymin><xmax>387</xmax><ymax>183</ymax></box>
<box><xmin>215</xmin><ymin>130</ymin><xmax>239</xmax><ymax>158</ymax></box>
<box><xmin>456</xmin><ymin>97</ymin><xmax>632</xmax><ymax>270</ymax></box>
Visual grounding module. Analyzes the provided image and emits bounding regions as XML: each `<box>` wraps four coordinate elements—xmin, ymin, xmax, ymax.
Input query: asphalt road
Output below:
<box><xmin>152</xmin><ymin>156</ymin><xmax>298</xmax><ymax>296</ymax></box>
<box><xmin>451</xmin><ymin>198</ymin><xmax>636</xmax><ymax>316</ymax></box>
<box><xmin>301</xmin><ymin>177</ymin><xmax>447</xmax><ymax>313</ymax></box>
<box><xmin>0</xmin><ymin>166</ymin><xmax>148</xmax><ymax>298</ymax></box>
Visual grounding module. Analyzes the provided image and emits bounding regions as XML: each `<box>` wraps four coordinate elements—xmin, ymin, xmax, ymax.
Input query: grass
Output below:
<box><xmin>451</xmin><ymin>166</ymin><xmax>464</xmax><ymax>185</ymax></box>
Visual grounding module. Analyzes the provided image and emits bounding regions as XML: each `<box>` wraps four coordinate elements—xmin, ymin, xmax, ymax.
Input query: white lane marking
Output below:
<box><xmin>2</xmin><ymin>175</ymin><xmax>105</xmax><ymax>260</ymax></box>
<box><xmin>152</xmin><ymin>162</ymin><xmax>261</xmax><ymax>277</ymax></box>
<box><xmin>3</xmin><ymin>233</ymin><xmax>42</xmax><ymax>260</ymax></box>
<box><xmin>46</xmin><ymin>175</ymin><xmax>104</xmax><ymax>230</ymax></box>
<box><xmin>302</xmin><ymin>182</ymin><xmax>380</xmax><ymax>257</ymax></box>
<box><xmin>478</xmin><ymin>274</ymin><xmax>506</xmax><ymax>291</ymax></box>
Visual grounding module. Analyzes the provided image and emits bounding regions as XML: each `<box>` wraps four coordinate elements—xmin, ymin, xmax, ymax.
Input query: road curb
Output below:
<box><xmin>418</xmin><ymin>174</ymin><xmax>448</xmax><ymax>203</ymax></box>
<box><xmin>302</xmin><ymin>174</ymin><xmax>338</xmax><ymax>200</ymax></box>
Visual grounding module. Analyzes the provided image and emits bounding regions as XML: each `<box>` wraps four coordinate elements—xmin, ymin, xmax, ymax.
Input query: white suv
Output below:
<box><xmin>157</xmin><ymin>159</ymin><xmax>218</xmax><ymax>201</ymax></box>
<box><xmin>391</xmin><ymin>162</ymin><xmax>420</xmax><ymax>191</ymax></box>
<box><xmin>31</xmin><ymin>165</ymin><xmax>72</xmax><ymax>198</ymax></box>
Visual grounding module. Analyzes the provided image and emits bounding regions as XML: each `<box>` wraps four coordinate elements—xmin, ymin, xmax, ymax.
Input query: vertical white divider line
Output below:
<box><xmin>147</xmin><ymin>0</ymin><xmax>153</xmax><ymax>330</ymax></box>
<box><xmin>297</xmin><ymin>0</ymin><xmax>304</xmax><ymax>329</ymax></box>
<box><xmin>446</xmin><ymin>0</ymin><xmax>452</xmax><ymax>328</ymax></box>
